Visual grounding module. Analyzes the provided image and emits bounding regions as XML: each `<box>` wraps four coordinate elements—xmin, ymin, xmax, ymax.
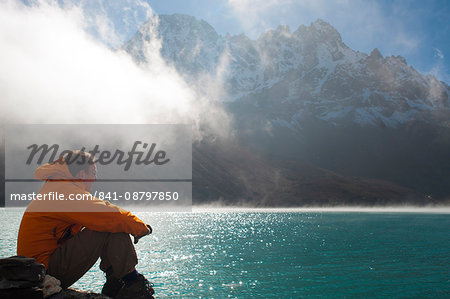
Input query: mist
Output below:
<box><xmin>0</xmin><ymin>0</ymin><xmax>232</xmax><ymax>140</ymax></box>
<box><xmin>192</xmin><ymin>205</ymin><xmax>450</xmax><ymax>214</ymax></box>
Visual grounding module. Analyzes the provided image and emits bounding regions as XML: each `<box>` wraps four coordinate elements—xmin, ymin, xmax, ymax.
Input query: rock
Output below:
<box><xmin>0</xmin><ymin>256</ymin><xmax>106</xmax><ymax>299</ymax></box>
<box><xmin>42</xmin><ymin>275</ymin><xmax>62</xmax><ymax>298</ymax></box>
<box><xmin>0</xmin><ymin>287</ymin><xmax>43</xmax><ymax>299</ymax></box>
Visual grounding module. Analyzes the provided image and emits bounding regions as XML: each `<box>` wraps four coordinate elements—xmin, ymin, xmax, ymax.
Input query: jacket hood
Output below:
<box><xmin>34</xmin><ymin>157</ymin><xmax>75</xmax><ymax>181</ymax></box>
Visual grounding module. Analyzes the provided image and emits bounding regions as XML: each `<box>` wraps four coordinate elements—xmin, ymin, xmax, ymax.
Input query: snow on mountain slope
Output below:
<box><xmin>124</xmin><ymin>14</ymin><xmax>450</xmax><ymax>128</ymax></box>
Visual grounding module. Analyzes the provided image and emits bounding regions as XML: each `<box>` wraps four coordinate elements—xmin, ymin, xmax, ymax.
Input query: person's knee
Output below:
<box><xmin>79</xmin><ymin>230</ymin><xmax>129</xmax><ymax>243</ymax></box>
<box><xmin>80</xmin><ymin>229</ymin><xmax>110</xmax><ymax>238</ymax></box>
<box><xmin>108</xmin><ymin>231</ymin><xmax>132</xmax><ymax>242</ymax></box>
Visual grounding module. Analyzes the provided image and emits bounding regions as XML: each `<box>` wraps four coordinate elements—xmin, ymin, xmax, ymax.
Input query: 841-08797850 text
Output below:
<box><xmin>94</xmin><ymin>191</ymin><xmax>179</xmax><ymax>201</ymax></box>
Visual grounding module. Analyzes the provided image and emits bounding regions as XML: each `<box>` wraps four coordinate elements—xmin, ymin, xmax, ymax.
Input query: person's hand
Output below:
<box><xmin>133</xmin><ymin>224</ymin><xmax>152</xmax><ymax>244</ymax></box>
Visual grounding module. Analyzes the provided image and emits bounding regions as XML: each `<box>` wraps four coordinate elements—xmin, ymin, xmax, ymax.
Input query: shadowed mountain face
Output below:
<box><xmin>122</xmin><ymin>14</ymin><xmax>450</xmax><ymax>204</ymax></box>
<box><xmin>192</xmin><ymin>138</ymin><xmax>426</xmax><ymax>206</ymax></box>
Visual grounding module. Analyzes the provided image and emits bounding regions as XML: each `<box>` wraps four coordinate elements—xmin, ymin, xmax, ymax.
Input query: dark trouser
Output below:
<box><xmin>47</xmin><ymin>229</ymin><xmax>138</xmax><ymax>289</ymax></box>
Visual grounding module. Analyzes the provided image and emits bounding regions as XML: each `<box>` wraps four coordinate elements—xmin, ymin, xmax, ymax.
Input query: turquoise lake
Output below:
<box><xmin>1</xmin><ymin>209</ymin><xmax>449</xmax><ymax>298</ymax></box>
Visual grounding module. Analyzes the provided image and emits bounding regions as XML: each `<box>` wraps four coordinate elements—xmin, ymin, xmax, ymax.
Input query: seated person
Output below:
<box><xmin>17</xmin><ymin>150</ymin><xmax>154</xmax><ymax>298</ymax></box>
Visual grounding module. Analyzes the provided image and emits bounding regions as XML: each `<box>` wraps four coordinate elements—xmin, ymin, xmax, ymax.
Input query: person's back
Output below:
<box><xmin>17</xmin><ymin>158</ymin><xmax>87</xmax><ymax>267</ymax></box>
<box><xmin>17</xmin><ymin>209</ymin><xmax>83</xmax><ymax>268</ymax></box>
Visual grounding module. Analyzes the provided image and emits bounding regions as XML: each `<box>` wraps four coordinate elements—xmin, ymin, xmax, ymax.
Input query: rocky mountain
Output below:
<box><xmin>125</xmin><ymin>14</ymin><xmax>449</xmax><ymax>128</ymax></box>
<box><xmin>123</xmin><ymin>14</ymin><xmax>450</xmax><ymax>204</ymax></box>
<box><xmin>192</xmin><ymin>138</ymin><xmax>426</xmax><ymax>206</ymax></box>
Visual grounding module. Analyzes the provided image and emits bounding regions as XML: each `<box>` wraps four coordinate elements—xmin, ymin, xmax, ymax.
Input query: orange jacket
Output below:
<box><xmin>17</xmin><ymin>160</ymin><xmax>148</xmax><ymax>268</ymax></box>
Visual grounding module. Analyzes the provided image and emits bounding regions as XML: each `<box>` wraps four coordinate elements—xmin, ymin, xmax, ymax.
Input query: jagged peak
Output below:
<box><xmin>230</xmin><ymin>33</ymin><xmax>252</xmax><ymax>43</ymax></box>
<box><xmin>159</xmin><ymin>13</ymin><xmax>197</xmax><ymax>22</ymax></box>
<box><xmin>158</xmin><ymin>14</ymin><xmax>215</xmax><ymax>30</ymax></box>
<box><xmin>275</xmin><ymin>25</ymin><xmax>291</xmax><ymax>34</ymax></box>
<box><xmin>389</xmin><ymin>55</ymin><xmax>407</xmax><ymax>65</ymax></box>
<box><xmin>425</xmin><ymin>73</ymin><xmax>438</xmax><ymax>81</ymax></box>
<box><xmin>292</xmin><ymin>18</ymin><xmax>342</xmax><ymax>44</ymax></box>
<box><xmin>369</xmin><ymin>48</ymin><xmax>383</xmax><ymax>59</ymax></box>
<box><xmin>257</xmin><ymin>24</ymin><xmax>292</xmax><ymax>41</ymax></box>
<box><xmin>311</xmin><ymin>18</ymin><xmax>334</xmax><ymax>30</ymax></box>
<box><xmin>156</xmin><ymin>13</ymin><xmax>199</xmax><ymax>27</ymax></box>
<box><xmin>156</xmin><ymin>13</ymin><xmax>219</xmax><ymax>39</ymax></box>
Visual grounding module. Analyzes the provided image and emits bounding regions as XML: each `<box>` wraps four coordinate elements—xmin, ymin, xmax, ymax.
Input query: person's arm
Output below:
<box><xmin>57</xmin><ymin>198</ymin><xmax>150</xmax><ymax>238</ymax></box>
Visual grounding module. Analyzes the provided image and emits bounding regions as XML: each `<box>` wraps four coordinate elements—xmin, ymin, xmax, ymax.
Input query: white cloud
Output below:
<box><xmin>435</xmin><ymin>48</ymin><xmax>444</xmax><ymax>59</ymax></box>
<box><xmin>427</xmin><ymin>63</ymin><xmax>449</xmax><ymax>85</ymax></box>
<box><xmin>0</xmin><ymin>0</ymin><xmax>232</xmax><ymax>139</ymax></box>
<box><xmin>59</xmin><ymin>0</ymin><xmax>154</xmax><ymax>48</ymax></box>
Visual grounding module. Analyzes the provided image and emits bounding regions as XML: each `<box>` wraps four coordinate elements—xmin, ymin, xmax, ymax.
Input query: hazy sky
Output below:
<box><xmin>147</xmin><ymin>0</ymin><xmax>449</xmax><ymax>84</ymax></box>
